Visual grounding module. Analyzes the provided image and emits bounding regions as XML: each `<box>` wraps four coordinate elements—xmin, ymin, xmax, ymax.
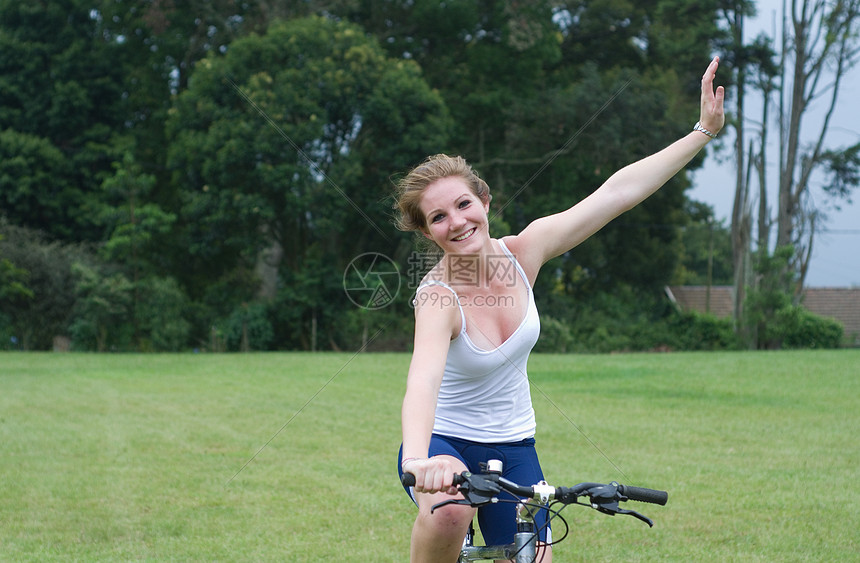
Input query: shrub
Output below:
<box><xmin>0</xmin><ymin>223</ymin><xmax>95</xmax><ymax>350</ymax></box>
<box><xmin>333</xmin><ymin>304</ymin><xmax>415</xmax><ymax>352</ymax></box>
<box><xmin>534</xmin><ymin>316</ymin><xmax>575</xmax><ymax>353</ymax></box>
<box><xmin>135</xmin><ymin>276</ymin><xmax>192</xmax><ymax>352</ymax></box>
<box><xmin>667</xmin><ymin>310</ymin><xmax>739</xmax><ymax>351</ymax></box>
<box><xmin>223</xmin><ymin>302</ymin><xmax>274</xmax><ymax>352</ymax></box>
<box><xmin>68</xmin><ymin>263</ymin><xmax>133</xmax><ymax>351</ymax></box>
<box><xmin>776</xmin><ymin>306</ymin><xmax>844</xmax><ymax>349</ymax></box>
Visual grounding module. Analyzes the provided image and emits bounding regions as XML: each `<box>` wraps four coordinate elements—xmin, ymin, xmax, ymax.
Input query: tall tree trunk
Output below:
<box><xmin>730</xmin><ymin>6</ymin><xmax>748</xmax><ymax>327</ymax></box>
<box><xmin>776</xmin><ymin>1</ymin><xmax>808</xmax><ymax>251</ymax></box>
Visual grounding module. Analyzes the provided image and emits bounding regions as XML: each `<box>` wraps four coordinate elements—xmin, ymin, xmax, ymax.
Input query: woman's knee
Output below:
<box><xmin>414</xmin><ymin>497</ymin><xmax>474</xmax><ymax>538</ymax></box>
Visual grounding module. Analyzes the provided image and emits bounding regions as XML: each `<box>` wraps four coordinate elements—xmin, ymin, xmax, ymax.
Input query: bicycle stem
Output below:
<box><xmin>516</xmin><ymin>499</ymin><xmax>542</xmax><ymax>523</ymax></box>
<box><xmin>513</xmin><ymin>502</ymin><xmax>540</xmax><ymax>563</ymax></box>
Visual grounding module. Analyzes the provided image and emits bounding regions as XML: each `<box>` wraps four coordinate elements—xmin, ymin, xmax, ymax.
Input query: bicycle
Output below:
<box><xmin>402</xmin><ymin>459</ymin><xmax>668</xmax><ymax>562</ymax></box>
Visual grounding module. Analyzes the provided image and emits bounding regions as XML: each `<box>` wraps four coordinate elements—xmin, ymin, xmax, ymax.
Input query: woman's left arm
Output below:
<box><xmin>510</xmin><ymin>57</ymin><xmax>725</xmax><ymax>277</ymax></box>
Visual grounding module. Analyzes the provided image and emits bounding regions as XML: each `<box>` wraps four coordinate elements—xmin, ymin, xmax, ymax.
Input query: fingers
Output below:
<box><xmin>424</xmin><ymin>461</ymin><xmax>451</xmax><ymax>493</ymax></box>
<box><xmin>701</xmin><ymin>56</ymin><xmax>719</xmax><ymax>96</ymax></box>
<box><xmin>699</xmin><ymin>55</ymin><xmax>726</xmax><ymax>134</ymax></box>
<box><xmin>409</xmin><ymin>456</ymin><xmax>460</xmax><ymax>495</ymax></box>
<box><xmin>705</xmin><ymin>55</ymin><xmax>719</xmax><ymax>76</ymax></box>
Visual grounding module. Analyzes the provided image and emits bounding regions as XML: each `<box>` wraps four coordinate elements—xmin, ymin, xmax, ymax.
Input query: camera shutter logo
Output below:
<box><xmin>343</xmin><ymin>253</ymin><xmax>400</xmax><ymax>310</ymax></box>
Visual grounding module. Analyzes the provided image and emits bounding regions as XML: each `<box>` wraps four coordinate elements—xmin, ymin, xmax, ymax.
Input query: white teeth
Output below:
<box><xmin>452</xmin><ymin>228</ymin><xmax>475</xmax><ymax>241</ymax></box>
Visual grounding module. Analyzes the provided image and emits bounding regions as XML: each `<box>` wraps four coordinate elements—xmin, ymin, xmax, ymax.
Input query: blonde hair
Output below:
<box><xmin>394</xmin><ymin>154</ymin><xmax>490</xmax><ymax>232</ymax></box>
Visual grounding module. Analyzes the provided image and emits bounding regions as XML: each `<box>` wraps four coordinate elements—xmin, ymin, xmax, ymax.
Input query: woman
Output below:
<box><xmin>395</xmin><ymin>57</ymin><xmax>725</xmax><ymax>562</ymax></box>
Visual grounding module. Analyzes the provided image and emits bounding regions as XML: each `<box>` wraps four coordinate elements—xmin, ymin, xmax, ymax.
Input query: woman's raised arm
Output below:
<box><xmin>509</xmin><ymin>56</ymin><xmax>725</xmax><ymax>277</ymax></box>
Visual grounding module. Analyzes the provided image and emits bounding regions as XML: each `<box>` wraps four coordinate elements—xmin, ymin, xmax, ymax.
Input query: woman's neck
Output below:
<box><xmin>438</xmin><ymin>238</ymin><xmax>499</xmax><ymax>288</ymax></box>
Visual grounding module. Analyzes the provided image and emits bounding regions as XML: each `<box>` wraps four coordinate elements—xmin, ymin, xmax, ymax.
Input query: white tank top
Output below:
<box><xmin>415</xmin><ymin>240</ymin><xmax>540</xmax><ymax>443</ymax></box>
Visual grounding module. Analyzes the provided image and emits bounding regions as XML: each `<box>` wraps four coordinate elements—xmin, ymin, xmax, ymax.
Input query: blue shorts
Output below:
<box><xmin>398</xmin><ymin>434</ymin><xmax>550</xmax><ymax>546</ymax></box>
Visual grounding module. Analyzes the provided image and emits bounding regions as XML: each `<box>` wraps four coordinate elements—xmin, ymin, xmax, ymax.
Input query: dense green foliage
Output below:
<box><xmin>2</xmin><ymin>0</ymin><xmax>837</xmax><ymax>351</ymax></box>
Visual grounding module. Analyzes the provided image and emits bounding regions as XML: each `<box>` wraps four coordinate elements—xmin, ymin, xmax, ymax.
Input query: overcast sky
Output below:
<box><xmin>687</xmin><ymin>0</ymin><xmax>860</xmax><ymax>287</ymax></box>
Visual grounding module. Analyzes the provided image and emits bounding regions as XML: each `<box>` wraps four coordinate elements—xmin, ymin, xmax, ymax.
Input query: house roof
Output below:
<box><xmin>800</xmin><ymin>287</ymin><xmax>860</xmax><ymax>337</ymax></box>
<box><xmin>665</xmin><ymin>285</ymin><xmax>734</xmax><ymax>319</ymax></box>
<box><xmin>665</xmin><ymin>285</ymin><xmax>860</xmax><ymax>338</ymax></box>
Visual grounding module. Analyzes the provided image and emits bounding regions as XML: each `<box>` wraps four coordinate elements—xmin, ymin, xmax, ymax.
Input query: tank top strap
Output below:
<box><xmin>414</xmin><ymin>280</ymin><xmax>466</xmax><ymax>336</ymax></box>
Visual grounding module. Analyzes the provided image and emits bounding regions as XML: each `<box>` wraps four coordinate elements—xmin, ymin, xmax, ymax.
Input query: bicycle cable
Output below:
<box><xmin>486</xmin><ymin>497</ymin><xmax>570</xmax><ymax>563</ymax></box>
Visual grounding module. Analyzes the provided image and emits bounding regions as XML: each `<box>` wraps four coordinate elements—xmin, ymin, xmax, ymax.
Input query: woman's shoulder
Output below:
<box><xmin>498</xmin><ymin>235</ymin><xmax>540</xmax><ymax>285</ymax></box>
<box><xmin>414</xmin><ymin>260</ymin><xmax>459</xmax><ymax>304</ymax></box>
<box><xmin>416</xmin><ymin>261</ymin><xmax>455</xmax><ymax>292</ymax></box>
<box><xmin>499</xmin><ymin>234</ymin><xmax>523</xmax><ymax>255</ymax></box>
<box><xmin>412</xmin><ymin>276</ymin><xmax>463</xmax><ymax>340</ymax></box>
<box><xmin>415</xmin><ymin>278</ymin><xmax>456</xmax><ymax>297</ymax></box>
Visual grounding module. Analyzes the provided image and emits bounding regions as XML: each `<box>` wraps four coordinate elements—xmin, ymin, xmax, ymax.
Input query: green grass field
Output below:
<box><xmin>1</xmin><ymin>350</ymin><xmax>857</xmax><ymax>561</ymax></box>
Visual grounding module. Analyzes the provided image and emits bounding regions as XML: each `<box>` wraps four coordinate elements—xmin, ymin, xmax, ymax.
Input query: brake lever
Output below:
<box><xmin>592</xmin><ymin>500</ymin><xmax>654</xmax><ymax>527</ymax></box>
<box><xmin>622</xmin><ymin>508</ymin><xmax>654</xmax><ymax>527</ymax></box>
<box><xmin>430</xmin><ymin>498</ymin><xmax>470</xmax><ymax>512</ymax></box>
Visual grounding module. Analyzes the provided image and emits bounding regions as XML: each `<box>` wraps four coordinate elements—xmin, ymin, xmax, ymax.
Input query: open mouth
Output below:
<box><xmin>451</xmin><ymin>228</ymin><xmax>476</xmax><ymax>242</ymax></box>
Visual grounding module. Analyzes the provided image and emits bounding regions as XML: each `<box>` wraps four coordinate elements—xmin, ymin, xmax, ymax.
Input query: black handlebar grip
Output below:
<box><xmin>619</xmin><ymin>484</ymin><xmax>668</xmax><ymax>505</ymax></box>
<box><xmin>400</xmin><ymin>472</ymin><xmax>467</xmax><ymax>488</ymax></box>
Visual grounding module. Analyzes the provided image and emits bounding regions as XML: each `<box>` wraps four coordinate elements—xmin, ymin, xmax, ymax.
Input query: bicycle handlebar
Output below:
<box><xmin>400</xmin><ymin>472</ymin><xmax>465</xmax><ymax>488</ymax></box>
<box><xmin>402</xmin><ymin>463</ymin><xmax>668</xmax><ymax>530</ymax></box>
<box><xmin>401</xmin><ymin>471</ymin><xmax>667</xmax><ymax>508</ymax></box>
<box><xmin>619</xmin><ymin>484</ymin><xmax>668</xmax><ymax>506</ymax></box>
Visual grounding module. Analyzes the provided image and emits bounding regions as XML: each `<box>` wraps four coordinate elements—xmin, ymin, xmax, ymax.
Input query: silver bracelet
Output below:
<box><xmin>693</xmin><ymin>121</ymin><xmax>717</xmax><ymax>139</ymax></box>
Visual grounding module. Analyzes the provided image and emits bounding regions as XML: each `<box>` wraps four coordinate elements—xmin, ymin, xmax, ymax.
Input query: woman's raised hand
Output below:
<box><xmin>699</xmin><ymin>56</ymin><xmax>726</xmax><ymax>136</ymax></box>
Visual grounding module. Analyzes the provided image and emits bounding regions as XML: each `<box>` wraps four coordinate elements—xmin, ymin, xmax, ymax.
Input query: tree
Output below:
<box><xmin>352</xmin><ymin>0</ymin><xmax>726</xmax><ymax>345</ymax></box>
<box><xmin>673</xmin><ymin>201</ymin><xmax>734</xmax><ymax>287</ymax></box>
<box><xmin>0</xmin><ymin>0</ymin><xmax>279</xmax><ymax>242</ymax></box>
<box><xmin>94</xmin><ymin>155</ymin><xmax>189</xmax><ymax>350</ymax></box>
<box><xmin>90</xmin><ymin>0</ymin><xmax>277</xmax><ymax>181</ymax></box>
<box><xmin>715</xmin><ymin>0</ymin><xmax>777</xmax><ymax>327</ymax></box>
<box><xmin>69</xmin><ymin>262</ymin><xmax>133</xmax><ymax>352</ymax></box>
<box><xmin>166</xmin><ymin>15</ymin><xmax>451</xmax><ymax>348</ymax></box>
<box><xmin>0</xmin><ymin>223</ymin><xmax>96</xmax><ymax>350</ymax></box>
<box><xmin>133</xmin><ymin>276</ymin><xmax>191</xmax><ymax>352</ymax></box>
<box><xmin>774</xmin><ymin>0</ymin><xmax>860</xmax><ymax>292</ymax></box>
<box><xmin>349</xmin><ymin>0</ymin><xmax>565</xmax><ymax>171</ymax></box>
<box><xmin>722</xmin><ymin>0</ymin><xmax>860</xmax><ymax>347</ymax></box>
<box><xmin>0</xmin><ymin>235</ymin><xmax>33</xmax><ymax>303</ymax></box>
<box><xmin>97</xmin><ymin>155</ymin><xmax>176</xmax><ymax>276</ymax></box>
<box><xmin>510</xmin><ymin>2</ymin><xmax>720</xmax><ymax>299</ymax></box>
<box><xmin>0</xmin><ymin>1</ymin><xmax>763</xmax><ymax>352</ymax></box>
<box><xmin>0</xmin><ymin>129</ymin><xmax>77</xmax><ymax>239</ymax></box>
<box><xmin>0</xmin><ymin>1</ymin><xmax>130</xmax><ymax>240</ymax></box>
<box><xmin>742</xmin><ymin>244</ymin><xmax>843</xmax><ymax>349</ymax></box>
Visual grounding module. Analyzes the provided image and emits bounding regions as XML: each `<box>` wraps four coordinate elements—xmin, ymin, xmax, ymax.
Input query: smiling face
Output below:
<box><xmin>418</xmin><ymin>176</ymin><xmax>491</xmax><ymax>254</ymax></box>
